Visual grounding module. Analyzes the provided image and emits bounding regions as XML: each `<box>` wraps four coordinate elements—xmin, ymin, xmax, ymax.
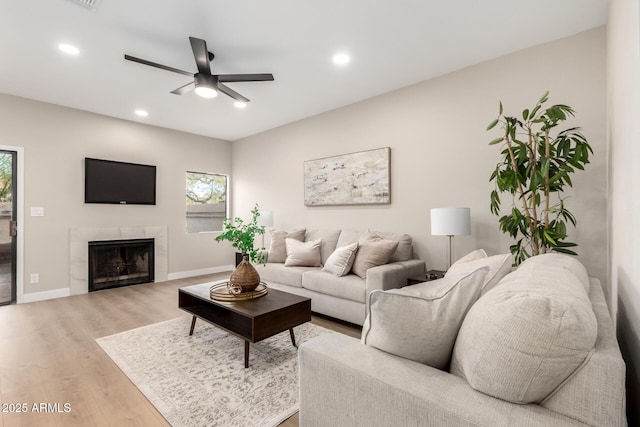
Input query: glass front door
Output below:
<box><xmin>0</xmin><ymin>150</ymin><xmax>16</xmax><ymax>305</ymax></box>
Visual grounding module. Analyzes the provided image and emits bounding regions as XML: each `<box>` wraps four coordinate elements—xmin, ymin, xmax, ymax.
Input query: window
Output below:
<box><xmin>186</xmin><ymin>172</ymin><xmax>227</xmax><ymax>233</ymax></box>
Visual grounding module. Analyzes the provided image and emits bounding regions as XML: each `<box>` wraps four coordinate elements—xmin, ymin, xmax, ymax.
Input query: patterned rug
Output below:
<box><xmin>96</xmin><ymin>316</ymin><xmax>337</xmax><ymax>427</ymax></box>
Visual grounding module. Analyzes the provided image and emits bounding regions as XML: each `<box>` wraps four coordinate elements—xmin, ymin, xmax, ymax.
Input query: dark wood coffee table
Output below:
<box><xmin>178</xmin><ymin>282</ymin><xmax>311</xmax><ymax>368</ymax></box>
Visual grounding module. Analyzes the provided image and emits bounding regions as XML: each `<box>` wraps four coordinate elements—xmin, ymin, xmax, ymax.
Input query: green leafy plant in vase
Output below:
<box><xmin>487</xmin><ymin>91</ymin><xmax>592</xmax><ymax>265</ymax></box>
<box><xmin>215</xmin><ymin>203</ymin><xmax>265</xmax><ymax>292</ymax></box>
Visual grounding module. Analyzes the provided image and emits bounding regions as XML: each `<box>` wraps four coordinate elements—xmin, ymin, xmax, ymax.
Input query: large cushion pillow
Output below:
<box><xmin>446</xmin><ymin>250</ymin><xmax>512</xmax><ymax>294</ymax></box>
<box><xmin>267</xmin><ymin>229</ymin><xmax>305</xmax><ymax>263</ymax></box>
<box><xmin>361</xmin><ymin>267</ymin><xmax>489</xmax><ymax>370</ymax></box>
<box><xmin>335</xmin><ymin>230</ymin><xmax>364</xmax><ymax>248</ymax></box>
<box><xmin>450</xmin><ymin>254</ymin><xmax>597</xmax><ymax>404</ymax></box>
<box><xmin>323</xmin><ymin>243</ymin><xmax>359</xmax><ymax>276</ymax></box>
<box><xmin>455</xmin><ymin>248</ymin><xmax>487</xmax><ymax>263</ymax></box>
<box><xmin>351</xmin><ymin>234</ymin><xmax>398</xmax><ymax>279</ymax></box>
<box><xmin>305</xmin><ymin>229</ymin><xmax>342</xmax><ymax>265</ymax></box>
<box><xmin>517</xmin><ymin>253</ymin><xmax>591</xmax><ymax>292</ymax></box>
<box><xmin>284</xmin><ymin>238</ymin><xmax>322</xmax><ymax>267</ymax></box>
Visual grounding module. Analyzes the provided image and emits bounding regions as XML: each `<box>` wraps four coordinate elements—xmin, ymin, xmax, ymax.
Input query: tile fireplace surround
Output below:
<box><xmin>70</xmin><ymin>226</ymin><xmax>168</xmax><ymax>295</ymax></box>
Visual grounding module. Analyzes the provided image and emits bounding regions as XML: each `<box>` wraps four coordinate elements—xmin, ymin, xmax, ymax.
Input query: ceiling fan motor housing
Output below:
<box><xmin>195</xmin><ymin>73</ymin><xmax>217</xmax><ymax>89</ymax></box>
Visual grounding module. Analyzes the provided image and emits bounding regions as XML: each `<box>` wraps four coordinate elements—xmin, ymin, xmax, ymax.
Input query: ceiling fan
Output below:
<box><xmin>124</xmin><ymin>37</ymin><xmax>274</xmax><ymax>103</ymax></box>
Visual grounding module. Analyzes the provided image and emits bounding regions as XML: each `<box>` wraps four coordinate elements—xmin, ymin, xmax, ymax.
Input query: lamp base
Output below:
<box><xmin>446</xmin><ymin>235</ymin><xmax>454</xmax><ymax>270</ymax></box>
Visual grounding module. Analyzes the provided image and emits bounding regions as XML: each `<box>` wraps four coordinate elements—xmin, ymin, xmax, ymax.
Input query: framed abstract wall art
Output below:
<box><xmin>304</xmin><ymin>147</ymin><xmax>391</xmax><ymax>206</ymax></box>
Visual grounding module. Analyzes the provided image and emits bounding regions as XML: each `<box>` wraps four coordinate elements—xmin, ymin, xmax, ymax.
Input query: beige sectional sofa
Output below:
<box><xmin>254</xmin><ymin>228</ymin><xmax>426</xmax><ymax>325</ymax></box>
<box><xmin>299</xmin><ymin>253</ymin><xmax>627</xmax><ymax>426</ymax></box>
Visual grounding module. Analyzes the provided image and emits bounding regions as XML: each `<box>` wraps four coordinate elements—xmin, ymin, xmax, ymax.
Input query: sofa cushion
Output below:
<box><xmin>268</xmin><ymin>229</ymin><xmax>305</xmax><ymax>263</ymax></box>
<box><xmin>351</xmin><ymin>235</ymin><xmax>399</xmax><ymax>279</ymax></box>
<box><xmin>446</xmin><ymin>250</ymin><xmax>512</xmax><ymax>294</ymax></box>
<box><xmin>372</xmin><ymin>230</ymin><xmax>413</xmax><ymax>262</ymax></box>
<box><xmin>285</xmin><ymin>238</ymin><xmax>322</xmax><ymax>267</ymax></box>
<box><xmin>323</xmin><ymin>242</ymin><xmax>359</xmax><ymax>276</ymax></box>
<box><xmin>305</xmin><ymin>229</ymin><xmax>341</xmax><ymax>265</ymax></box>
<box><xmin>336</xmin><ymin>230</ymin><xmax>364</xmax><ymax>248</ymax></box>
<box><xmin>450</xmin><ymin>254</ymin><xmax>598</xmax><ymax>404</ymax></box>
<box><xmin>254</xmin><ymin>263</ymin><xmax>316</xmax><ymax>288</ymax></box>
<box><xmin>302</xmin><ymin>270</ymin><xmax>366</xmax><ymax>303</ymax></box>
<box><xmin>361</xmin><ymin>267</ymin><xmax>489</xmax><ymax>370</ymax></box>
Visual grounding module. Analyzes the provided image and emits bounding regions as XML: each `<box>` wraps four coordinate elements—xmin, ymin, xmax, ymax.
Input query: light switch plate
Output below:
<box><xmin>30</xmin><ymin>207</ymin><xmax>44</xmax><ymax>217</ymax></box>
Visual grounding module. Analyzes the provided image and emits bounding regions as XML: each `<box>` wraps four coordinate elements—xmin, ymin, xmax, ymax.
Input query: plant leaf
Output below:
<box><xmin>538</xmin><ymin>91</ymin><xmax>549</xmax><ymax>104</ymax></box>
<box><xmin>487</xmin><ymin>118</ymin><xmax>499</xmax><ymax>131</ymax></box>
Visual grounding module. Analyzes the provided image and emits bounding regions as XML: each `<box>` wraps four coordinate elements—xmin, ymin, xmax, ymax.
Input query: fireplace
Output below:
<box><xmin>88</xmin><ymin>238</ymin><xmax>155</xmax><ymax>291</ymax></box>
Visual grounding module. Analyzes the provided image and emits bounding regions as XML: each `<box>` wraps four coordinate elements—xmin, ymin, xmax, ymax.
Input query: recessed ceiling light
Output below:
<box><xmin>234</xmin><ymin>102</ymin><xmax>247</xmax><ymax>109</ymax></box>
<box><xmin>135</xmin><ymin>110</ymin><xmax>149</xmax><ymax>117</ymax></box>
<box><xmin>58</xmin><ymin>43</ymin><xmax>80</xmax><ymax>55</ymax></box>
<box><xmin>333</xmin><ymin>53</ymin><xmax>350</xmax><ymax>65</ymax></box>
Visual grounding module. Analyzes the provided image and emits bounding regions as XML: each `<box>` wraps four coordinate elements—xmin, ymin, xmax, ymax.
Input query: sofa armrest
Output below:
<box><xmin>365</xmin><ymin>259</ymin><xmax>426</xmax><ymax>293</ymax></box>
<box><xmin>299</xmin><ymin>334</ymin><xmax>588</xmax><ymax>427</ymax></box>
<box><xmin>365</xmin><ymin>263</ymin><xmax>406</xmax><ymax>293</ymax></box>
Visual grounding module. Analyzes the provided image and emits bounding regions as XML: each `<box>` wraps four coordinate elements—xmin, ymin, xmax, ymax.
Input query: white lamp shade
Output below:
<box><xmin>257</xmin><ymin>210</ymin><xmax>273</xmax><ymax>227</ymax></box>
<box><xmin>430</xmin><ymin>207</ymin><xmax>471</xmax><ymax>236</ymax></box>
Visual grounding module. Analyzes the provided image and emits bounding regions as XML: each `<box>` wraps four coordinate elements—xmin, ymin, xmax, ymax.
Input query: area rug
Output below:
<box><xmin>96</xmin><ymin>316</ymin><xmax>337</xmax><ymax>427</ymax></box>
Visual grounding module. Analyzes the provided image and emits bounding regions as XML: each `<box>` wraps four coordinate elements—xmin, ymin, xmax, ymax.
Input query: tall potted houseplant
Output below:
<box><xmin>215</xmin><ymin>203</ymin><xmax>265</xmax><ymax>292</ymax></box>
<box><xmin>487</xmin><ymin>91</ymin><xmax>592</xmax><ymax>265</ymax></box>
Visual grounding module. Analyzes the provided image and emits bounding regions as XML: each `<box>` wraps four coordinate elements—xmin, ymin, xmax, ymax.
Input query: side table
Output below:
<box><xmin>407</xmin><ymin>269</ymin><xmax>445</xmax><ymax>286</ymax></box>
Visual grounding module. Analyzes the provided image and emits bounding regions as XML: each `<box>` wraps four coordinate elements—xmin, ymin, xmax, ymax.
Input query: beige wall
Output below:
<box><xmin>608</xmin><ymin>0</ymin><xmax>640</xmax><ymax>422</ymax></box>
<box><xmin>0</xmin><ymin>93</ymin><xmax>233</xmax><ymax>296</ymax></box>
<box><xmin>233</xmin><ymin>28</ymin><xmax>607</xmax><ymax>282</ymax></box>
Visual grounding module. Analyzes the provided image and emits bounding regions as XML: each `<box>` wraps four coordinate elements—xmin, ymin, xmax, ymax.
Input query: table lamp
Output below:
<box><xmin>430</xmin><ymin>207</ymin><xmax>471</xmax><ymax>269</ymax></box>
<box><xmin>257</xmin><ymin>210</ymin><xmax>273</xmax><ymax>249</ymax></box>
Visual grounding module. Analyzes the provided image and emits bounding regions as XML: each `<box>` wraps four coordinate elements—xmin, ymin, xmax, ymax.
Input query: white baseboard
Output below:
<box><xmin>21</xmin><ymin>288</ymin><xmax>71</xmax><ymax>303</ymax></box>
<box><xmin>19</xmin><ymin>267</ymin><xmax>233</xmax><ymax>303</ymax></box>
<box><xmin>168</xmin><ymin>265</ymin><xmax>234</xmax><ymax>281</ymax></box>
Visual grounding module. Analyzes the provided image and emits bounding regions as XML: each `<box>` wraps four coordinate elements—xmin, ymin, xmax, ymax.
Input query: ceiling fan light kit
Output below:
<box><xmin>124</xmin><ymin>36</ymin><xmax>273</xmax><ymax>104</ymax></box>
<box><xmin>194</xmin><ymin>74</ymin><xmax>218</xmax><ymax>98</ymax></box>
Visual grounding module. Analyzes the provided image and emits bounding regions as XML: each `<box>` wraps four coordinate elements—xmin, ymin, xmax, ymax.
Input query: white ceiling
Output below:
<box><xmin>0</xmin><ymin>0</ymin><xmax>607</xmax><ymax>141</ymax></box>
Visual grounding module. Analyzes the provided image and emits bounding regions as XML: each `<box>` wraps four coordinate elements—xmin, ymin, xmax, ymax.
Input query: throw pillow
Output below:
<box><xmin>268</xmin><ymin>229</ymin><xmax>305</xmax><ymax>263</ymax></box>
<box><xmin>361</xmin><ymin>267</ymin><xmax>490</xmax><ymax>370</ymax></box>
<box><xmin>450</xmin><ymin>255</ymin><xmax>597</xmax><ymax>404</ymax></box>
<box><xmin>351</xmin><ymin>235</ymin><xmax>399</xmax><ymax>279</ymax></box>
<box><xmin>323</xmin><ymin>243</ymin><xmax>359</xmax><ymax>276</ymax></box>
<box><xmin>446</xmin><ymin>250</ymin><xmax>512</xmax><ymax>294</ymax></box>
<box><xmin>370</xmin><ymin>230</ymin><xmax>413</xmax><ymax>262</ymax></box>
<box><xmin>284</xmin><ymin>238</ymin><xmax>322</xmax><ymax>267</ymax></box>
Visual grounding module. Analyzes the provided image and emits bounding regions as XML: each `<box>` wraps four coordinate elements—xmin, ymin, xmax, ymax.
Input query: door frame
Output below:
<box><xmin>0</xmin><ymin>145</ymin><xmax>24</xmax><ymax>304</ymax></box>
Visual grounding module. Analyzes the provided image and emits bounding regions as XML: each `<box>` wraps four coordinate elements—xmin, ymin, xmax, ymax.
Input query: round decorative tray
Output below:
<box><xmin>209</xmin><ymin>282</ymin><xmax>268</xmax><ymax>301</ymax></box>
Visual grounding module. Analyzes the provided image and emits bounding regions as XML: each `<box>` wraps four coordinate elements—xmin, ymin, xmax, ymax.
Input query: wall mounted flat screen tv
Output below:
<box><xmin>84</xmin><ymin>158</ymin><xmax>156</xmax><ymax>205</ymax></box>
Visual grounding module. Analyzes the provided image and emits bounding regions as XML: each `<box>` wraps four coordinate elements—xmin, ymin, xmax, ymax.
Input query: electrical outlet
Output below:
<box><xmin>30</xmin><ymin>273</ymin><xmax>39</xmax><ymax>284</ymax></box>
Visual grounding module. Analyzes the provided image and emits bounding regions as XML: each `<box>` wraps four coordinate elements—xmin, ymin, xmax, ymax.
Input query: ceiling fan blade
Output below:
<box><xmin>124</xmin><ymin>54</ymin><xmax>193</xmax><ymax>77</ymax></box>
<box><xmin>189</xmin><ymin>37</ymin><xmax>211</xmax><ymax>75</ymax></box>
<box><xmin>218</xmin><ymin>83</ymin><xmax>250</xmax><ymax>103</ymax></box>
<box><xmin>170</xmin><ymin>81</ymin><xmax>195</xmax><ymax>95</ymax></box>
<box><xmin>217</xmin><ymin>73</ymin><xmax>274</xmax><ymax>83</ymax></box>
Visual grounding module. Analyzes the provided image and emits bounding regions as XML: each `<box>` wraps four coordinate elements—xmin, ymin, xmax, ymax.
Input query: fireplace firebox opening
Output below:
<box><xmin>88</xmin><ymin>238</ymin><xmax>154</xmax><ymax>292</ymax></box>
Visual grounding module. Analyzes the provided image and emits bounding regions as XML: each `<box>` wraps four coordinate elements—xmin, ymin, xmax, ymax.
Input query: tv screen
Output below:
<box><xmin>84</xmin><ymin>158</ymin><xmax>156</xmax><ymax>205</ymax></box>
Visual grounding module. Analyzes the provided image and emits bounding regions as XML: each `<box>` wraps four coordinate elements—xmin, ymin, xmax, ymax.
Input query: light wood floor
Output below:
<box><xmin>0</xmin><ymin>273</ymin><xmax>361</xmax><ymax>427</ymax></box>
